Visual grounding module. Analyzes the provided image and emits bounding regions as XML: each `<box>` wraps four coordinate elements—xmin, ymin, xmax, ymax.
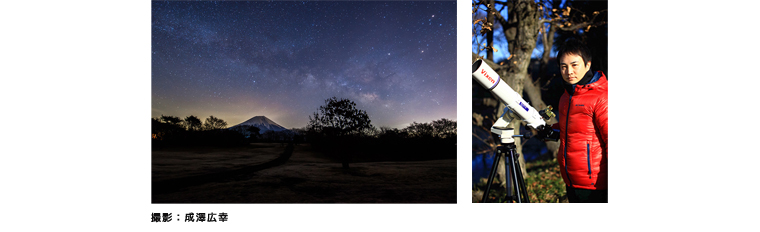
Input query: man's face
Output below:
<box><xmin>559</xmin><ymin>53</ymin><xmax>591</xmax><ymax>85</ymax></box>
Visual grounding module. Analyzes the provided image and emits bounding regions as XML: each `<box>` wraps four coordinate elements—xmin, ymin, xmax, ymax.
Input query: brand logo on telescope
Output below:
<box><xmin>480</xmin><ymin>68</ymin><xmax>496</xmax><ymax>84</ymax></box>
<box><xmin>519</xmin><ymin>102</ymin><xmax>529</xmax><ymax>112</ymax></box>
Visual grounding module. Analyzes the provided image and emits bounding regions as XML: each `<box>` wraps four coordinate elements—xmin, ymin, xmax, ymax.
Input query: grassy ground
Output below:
<box><xmin>524</xmin><ymin>158</ymin><xmax>567</xmax><ymax>203</ymax></box>
<box><xmin>152</xmin><ymin>143</ymin><xmax>456</xmax><ymax>203</ymax></box>
<box><xmin>474</xmin><ymin>158</ymin><xmax>568</xmax><ymax>203</ymax></box>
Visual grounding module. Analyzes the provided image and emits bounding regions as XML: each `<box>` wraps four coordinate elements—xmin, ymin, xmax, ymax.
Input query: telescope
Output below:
<box><xmin>472</xmin><ymin>59</ymin><xmax>550</xmax><ymax>131</ymax></box>
<box><xmin>472</xmin><ymin>59</ymin><xmax>557</xmax><ymax>203</ymax></box>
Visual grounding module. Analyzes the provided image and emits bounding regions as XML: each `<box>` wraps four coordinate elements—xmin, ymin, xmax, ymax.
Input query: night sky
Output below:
<box><xmin>152</xmin><ymin>1</ymin><xmax>457</xmax><ymax>129</ymax></box>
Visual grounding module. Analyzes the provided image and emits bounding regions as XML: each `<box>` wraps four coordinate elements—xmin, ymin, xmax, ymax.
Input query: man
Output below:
<box><xmin>549</xmin><ymin>38</ymin><xmax>608</xmax><ymax>203</ymax></box>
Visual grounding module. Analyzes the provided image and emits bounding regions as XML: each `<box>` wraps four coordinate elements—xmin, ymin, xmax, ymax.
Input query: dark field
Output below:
<box><xmin>152</xmin><ymin>143</ymin><xmax>456</xmax><ymax>203</ymax></box>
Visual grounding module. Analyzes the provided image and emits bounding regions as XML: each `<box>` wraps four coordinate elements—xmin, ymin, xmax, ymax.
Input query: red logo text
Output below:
<box><xmin>481</xmin><ymin>68</ymin><xmax>496</xmax><ymax>84</ymax></box>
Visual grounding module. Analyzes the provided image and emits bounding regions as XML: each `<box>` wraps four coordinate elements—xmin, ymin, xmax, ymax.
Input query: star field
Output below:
<box><xmin>152</xmin><ymin>1</ymin><xmax>456</xmax><ymax>128</ymax></box>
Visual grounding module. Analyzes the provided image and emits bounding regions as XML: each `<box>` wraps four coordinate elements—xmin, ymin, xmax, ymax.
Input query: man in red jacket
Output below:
<box><xmin>554</xmin><ymin>39</ymin><xmax>608</xmax><ymax>203</ymax></box>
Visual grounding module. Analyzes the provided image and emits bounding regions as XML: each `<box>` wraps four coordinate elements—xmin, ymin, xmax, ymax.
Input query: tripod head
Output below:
<box><xmin>492</xmin><ymin>106</ymin><xmax>559</xmax><ymax>143</ymax></box>
<box><xmin>491</xmin><ymin>108</ymin><xmax>521</xmax><ymax>144</ymax></box>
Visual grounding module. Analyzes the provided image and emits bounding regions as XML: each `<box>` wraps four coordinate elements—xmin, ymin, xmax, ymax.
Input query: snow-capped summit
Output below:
<box><xmin>228</xmin><ymin>116</ymin><xmax>288</xmax><ymax>134</ymax></box>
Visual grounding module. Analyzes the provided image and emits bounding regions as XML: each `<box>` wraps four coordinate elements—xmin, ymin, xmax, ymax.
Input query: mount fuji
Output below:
<box><xmin>228</xmin><ymin>116</ymin><xmax>289</xmax><ymax>134</ymax></box>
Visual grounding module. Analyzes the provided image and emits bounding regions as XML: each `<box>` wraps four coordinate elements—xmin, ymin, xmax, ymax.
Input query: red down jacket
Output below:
<box><xmin>556</xmin><ymin>71</ymin><xmax>608</xmax><ymax>190</ymax></box>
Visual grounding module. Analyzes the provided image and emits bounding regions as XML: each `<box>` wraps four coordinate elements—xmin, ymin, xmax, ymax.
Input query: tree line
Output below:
<box><xmin>306</xmin><ymin>97</ymin><xmax>456</xmax><ymax>139</ymax></box>
<box><xmin>151</xmin><ymin>115</ymin><xmax>242</xmax><ymax>148</ymax></box>
<box><xmin>152</xmin><ymin>97</ymin><xmax>457</xmax><ymax>165</ymax></box>
<box><xmin>306</xmin><ymin>97</ymin><xmax>456</xmax><ymax>168</ymax></box>
<box><xmin>153</xmin><ymin>115</ymin><xmax>228</xmax><ymax>132</ymax></box>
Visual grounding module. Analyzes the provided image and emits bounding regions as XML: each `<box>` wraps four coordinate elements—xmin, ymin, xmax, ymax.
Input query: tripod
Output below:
<box><xmin>480</xmin><ymin>127</ymin><xmax>530</xmax><ymax>203</ymax></box>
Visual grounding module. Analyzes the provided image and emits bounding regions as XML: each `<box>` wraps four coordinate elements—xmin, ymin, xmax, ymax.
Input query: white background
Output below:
<box><xmin>1</xmin><ymin>1</ymin><xmax>758</xmax><ymax>231</ymax></box>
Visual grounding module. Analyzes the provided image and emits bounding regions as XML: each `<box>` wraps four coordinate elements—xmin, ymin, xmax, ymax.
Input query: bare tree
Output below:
<box><xmin>203</xmin><ymin>115</ymin><xmax>228</xmax><ymax>130</ymax></box>
<box><xmin>431</xmin><ymin>118</ymin><xmax>457</xmax><ymax>139</ymax></box>
<box><xmin>308</xmin><ymin>97</ymin><xmax>373</xmax><ymax>137</ymax></box>
<box><xmin>404</xmin><ymin>122</ymin><xmax>435</xmax><ymax>138</ymax></box>
<box><xmin>184</xmin><ymin>115</ymin><xmax>202</xmax><ymax>131</ymax></box>
<box><xmin>308</xmin><ymin>97</ymin><xmax>373</xmax><ymax>169</ymax></box>
<box><xmin>160</xmin><ymin>115</ymin><xmax>183</xmax><ymax>126</ymax></box>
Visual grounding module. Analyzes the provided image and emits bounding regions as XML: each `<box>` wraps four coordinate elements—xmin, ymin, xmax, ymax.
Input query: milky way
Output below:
<box><xmin>152</xmin><ymin>1</ymin><xmax>456</xmax><ymax>129</ymax></box>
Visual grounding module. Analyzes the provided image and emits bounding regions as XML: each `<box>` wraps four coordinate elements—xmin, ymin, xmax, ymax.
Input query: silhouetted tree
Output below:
<box><xmin>404</xmin><ymin>122</ymin><xmax>435</xmax><ymax>138</ymax></box>
<box><xmin>362</xmin><ymin>126</ymin><xmax>381</xmax><ymax>138</ymax></box>
<box><xmin>291</xmin><ymin>127</ymin><xmax>306</xmax><ymax>144</ymax></box>
<box><xmin>160</xmin><ymin>115</ymin><xmax>183</xmax><ymax>126</ymax></box>
<box><xmin>308</xmin><ymin>97</ymin><xmax>373</xmax><ymax>137</ymax></box>
<box><xmin>184</xmin><ymin>115</ymin><xmax>202</xmax><ymax>131</ymax></box>
<box><xmin>246</xmin><ymin>125</ymin><xmax>261</xmax><ymax>140</ymax></box>
<box><xmin>262</xmin><ymin>130</ymin><xmax>276</xmax><ymax>141</ymax></box>
<box><xmin>152</xmin><ymin>117</ymin><xmax>185</xmax><ymax>148</ymax></box>
<box><xmin>308</xmin><ymin>97</ymin><xmax>373</xmax><ymax>169</ymax></box>
<box><xmin>431</xmin><ymin>118</ymin><xmax>457</xmax><ymax>139</ymax></box>
<box><xmin>401</xmin><ymin>119</ymin><xmax>456</xmax><ymax>139</ymax></box>
<box><xmin>377</xmin><ymin>127</ymin><xmax>409</xmax><ymax>143</ymax></box>
<box><xmin>203</xmin><ymin>115</ymin><xmax>227</xmax><ymax>130</ymax></box>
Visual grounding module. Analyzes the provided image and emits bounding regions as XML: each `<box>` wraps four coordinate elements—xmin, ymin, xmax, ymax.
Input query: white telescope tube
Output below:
<box><xmin>472</xmin><ymin>59</ymin><xmax>546</xmax><ymax>129</ymax></box>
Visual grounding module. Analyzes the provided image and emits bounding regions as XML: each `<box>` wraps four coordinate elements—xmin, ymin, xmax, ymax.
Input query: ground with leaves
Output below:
<box><xmin>474</xmin><ymin>158</ymin><xmax>568</xmax><ymax>203</ymax></box>
<box><xmin>524</xmin><ymin>159</ymin><xmax>568</xmax><ymax>203</ymax></box>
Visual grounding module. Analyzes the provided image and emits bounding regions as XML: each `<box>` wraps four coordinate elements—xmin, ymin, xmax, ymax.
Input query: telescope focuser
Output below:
<box><xmin>539</xmin><ymin>105</ymin><xmax>555</xmax><ymax>121</ymax></box>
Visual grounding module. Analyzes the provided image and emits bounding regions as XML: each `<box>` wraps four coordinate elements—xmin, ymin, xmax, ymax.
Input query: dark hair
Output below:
<box><xmin>556</xmin><ymin>38</ymin><xmax>592</xmax><ymax>66</ymax></box>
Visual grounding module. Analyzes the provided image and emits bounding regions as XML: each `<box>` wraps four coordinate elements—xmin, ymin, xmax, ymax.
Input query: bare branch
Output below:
<box><xmin>491</xmin><ymin>7</ymin><xmax>512</xmax><ymax>29</ymax></box>
<box><xmin>553</xmin><ymin>8</ymin><xmax>607</xmax><ymax>32</ymax></box>
<box><xmin>556</xmin><ymin>20</ymin><xmax>606</xmax><ymax>32</ymax></box>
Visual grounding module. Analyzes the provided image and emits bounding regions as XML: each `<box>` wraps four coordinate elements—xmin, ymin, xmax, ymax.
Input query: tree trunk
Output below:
<box><xmin>503</xmin><ymin>0</ymin><xmax>540</xmax><ymax>179</ymax></box>
<box><xmin>523</xmin><ymin>73</ymin><xmax>559</xmax><ymax>159</ymax></box>
<box><xmin>538</xmin><ymin>24</ymin><xmax>556</xmax><ymax>85</ymax></box>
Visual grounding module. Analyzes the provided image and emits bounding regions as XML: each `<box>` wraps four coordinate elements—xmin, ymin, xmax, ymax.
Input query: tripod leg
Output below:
<box><xmin>512</xmin><ymin>152</ymin><xmax>530</xmax><ymax>203</ymax></box>
<box><xmin>507</xmin><ymin>148</ymin><xmax>522</xmax><ymax>203</ymax></box>
<box><xmin>481</xmin><ymin>153</ymin><xmax>501</xmax><ymax>203</ymax></box>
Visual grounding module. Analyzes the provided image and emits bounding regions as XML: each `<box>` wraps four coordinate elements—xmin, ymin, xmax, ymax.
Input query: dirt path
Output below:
<box><xmin>152</xmin><ymin>143</ymin><xmax>294</xmax><ymax>195</ymax></box>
